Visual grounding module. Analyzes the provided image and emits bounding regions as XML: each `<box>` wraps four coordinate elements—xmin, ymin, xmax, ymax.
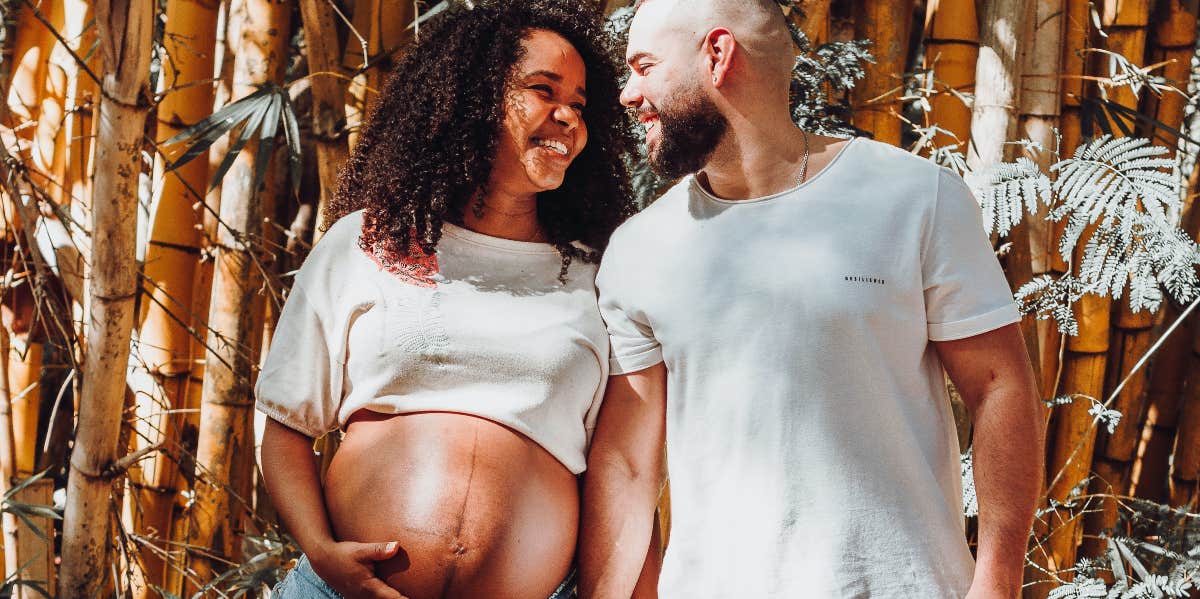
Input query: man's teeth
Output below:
<box><xmin>644</xmin><ymin>120</ymin><xmax>657</xmax><ymax>133</ymax></box>
<box><xmin>533</xmin><ymin>138</ymin><xmax>568</xmax><ymax>155</ymax></box>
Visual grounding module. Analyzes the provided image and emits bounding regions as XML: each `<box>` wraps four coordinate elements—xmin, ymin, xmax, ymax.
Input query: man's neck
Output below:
<box><xmin>698</xmin><ymin>116</ymin><xmax>843</xmax><ymax>202</ymax></box>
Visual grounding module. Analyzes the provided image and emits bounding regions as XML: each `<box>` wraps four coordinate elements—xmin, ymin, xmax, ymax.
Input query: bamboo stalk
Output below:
<box><xmin>1015</xmin><ymin>3</ymin><xmax>1068</xmax><ymax>595</ymax></box>
<box><xmin>300</xmin><ymin>0</ymin><xmax>352</xmax><ymax>233</ymax></box>
<box><xmin>126</xmin><ymin>0</ymin><xmax>220</xmax><ymax>590</ymax></box>
<box><xmin>1169</xmin><ymin>160</ymin><xmax>1200</xmax><ymax>508</ymax></box>
<box><xmin>1018</xmin><ymin>0</ymin><xmax>1067</xmax><ymax>327</ymax></box>
<box><xmin>184</xmin><ymin>0</ymin><xmax>289</xmax><ymax>584</ymax></box>
<box><xmin>968</xmin><ymin>0</ymin><xmax>1039</xmax><ymax>377</ymax></box>
<box><xmin>923</xmin><ymin>0</ymin><xmax>978</xmax><ymax>149</ymax></box>
<box><xmin>1128</xmin><ymin>0</ymin><xmax>1199</xmax><ymax>504</ymax></box>
<box><xmin>792</xmin><ymin>0</ymin><xmax>833</xmax><ymax>47</ymax></box>
<box><xmin>1037</xmin><ymin>0</ymin><xmax>1108</xmax><ymax>582</ymax></box>
<box><xmin>851</xmin><ymin>0</ymin><xmax>916</xmax><ymax>146</ymax></box>
<box><xmin>57</xmin><ymin>0</ymin><xmax>153</xmax><ymax>593</ymax></box>
<box><xmin>0</xmin><ymin>325</ymin><xmax>22</xmax><ymax>592</ymax></box>
<box><xmin>60</xmin><ymin>0</ymin><xmax>99</xmax><ymax>211</ymax></box>
<box><xmin>1081</xmin><ymin>0</ymin><xmax>1155</xmax><ymax>559</ymax></box>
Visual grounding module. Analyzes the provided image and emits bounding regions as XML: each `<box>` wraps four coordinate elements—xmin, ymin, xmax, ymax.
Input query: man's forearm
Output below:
<box><xmin>579</xmin><ymin>453</ymin><xmax>662</xmax><ymax>599</ymax></box>
<box><xmin>969</xmin><ymin>385</ymin><xmax>1045</xmax><ymax>594</ymax></box>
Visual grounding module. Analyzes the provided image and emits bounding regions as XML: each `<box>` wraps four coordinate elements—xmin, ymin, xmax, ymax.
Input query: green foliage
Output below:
<box><xmin>161</xmin><ymin>84</ymin><xmax>303</xmax><ymax>197</ymax></box>
<box><xmin>972</xmin><ymin>135</ymin><xmax>1199</xmax><ymax>332</ymax></box>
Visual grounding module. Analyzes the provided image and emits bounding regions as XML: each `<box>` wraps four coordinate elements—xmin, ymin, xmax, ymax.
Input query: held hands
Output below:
<box><xmin>308</xmin><ymin>541</ymin><xmax>410</xmax><ymax>599</ymax></box>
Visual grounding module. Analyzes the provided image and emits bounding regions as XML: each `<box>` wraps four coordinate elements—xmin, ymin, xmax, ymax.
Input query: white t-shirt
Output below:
<box><xmin>255</xmin><ymin>210</ymin><xmax>610</xmax><ymax>474</ymax></box>
<box><xmin>596</xmin><ymin>137</ymin><xmax>1020</xmax><ymax>598</ymax></box>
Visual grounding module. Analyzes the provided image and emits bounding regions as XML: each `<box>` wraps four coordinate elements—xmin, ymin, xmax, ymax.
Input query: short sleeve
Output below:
<box><xmin>254</xmin><ymin>284</ymin><xmax>343</xmax><ymax>438</ymax></box>
<box><xmin>596</xmin><ymin>246</ymin><xmax>663</xmax><ymax>375</ymax></box>
<box><xmin>923</xmin><ymin>168</ymin><xmax>1021</xmax><ymax>341</ymax></box>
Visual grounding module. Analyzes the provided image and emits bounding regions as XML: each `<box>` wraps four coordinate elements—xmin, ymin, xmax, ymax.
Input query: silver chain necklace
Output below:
<box><xmin>795</xmin><ymin>128</ymin><xmax>811</xmax><ymax>188</ymax></box>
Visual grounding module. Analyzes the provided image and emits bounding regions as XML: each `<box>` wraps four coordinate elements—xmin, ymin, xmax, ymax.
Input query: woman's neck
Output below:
<box><xmin>460</xmin><ymin>188</ymin><xmax>546</xmax><ymax>243</ymax></box>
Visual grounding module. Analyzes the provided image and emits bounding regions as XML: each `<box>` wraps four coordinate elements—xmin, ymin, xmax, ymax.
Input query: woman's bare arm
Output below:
<box><xmin>260</xmin><ymin>417</ymin><xmax>405</xmax><ymax>599</ymax></box>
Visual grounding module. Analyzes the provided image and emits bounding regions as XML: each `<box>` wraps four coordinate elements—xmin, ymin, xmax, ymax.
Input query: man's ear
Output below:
<box><xmin>703</xmin><ymin>28</ymin><xmax>737</xmax><ymax>87</ymax></box>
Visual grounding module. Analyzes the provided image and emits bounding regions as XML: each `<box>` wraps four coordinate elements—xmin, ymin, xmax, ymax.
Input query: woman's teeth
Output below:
<box><xmin>533</xmin><ymin>138</ymin><xmax>568</xmax><ymax>156</ymax></box>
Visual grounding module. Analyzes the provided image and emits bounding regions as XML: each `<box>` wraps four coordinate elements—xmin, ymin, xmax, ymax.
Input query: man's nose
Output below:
<box><xmin>619</xmin><ymin>76</ymin><xmax>642</xmax><ymax>109</ymax></box>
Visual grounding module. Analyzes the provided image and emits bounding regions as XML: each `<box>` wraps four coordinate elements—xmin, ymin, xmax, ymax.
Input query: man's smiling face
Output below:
<box><xmin>619</xmin><ymin>1</ymin><xmax>729</xmax><ymax>179</ymax></box>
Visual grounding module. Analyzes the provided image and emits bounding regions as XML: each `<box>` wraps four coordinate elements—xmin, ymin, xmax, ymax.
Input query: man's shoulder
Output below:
<box><xmin>850</xmin><ymin>137</ymin><xmax>945</xmax><ymax>179</ymax></box>
<box><xmin>840</xmin><ymin>138</ymin><xmax>961</xmax><ymax>212</ymax></box>
<box><xmin>608</xmin><ymin>178</ymin><xmax>692</xmax><ymax>246</ymax></box>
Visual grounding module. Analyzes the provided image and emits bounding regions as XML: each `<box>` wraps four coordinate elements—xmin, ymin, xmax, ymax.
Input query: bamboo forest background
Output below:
<box><xmin>0</xmin><ymin>0</ymin><xmax>1198</xmax><ymax>596</ymax></box>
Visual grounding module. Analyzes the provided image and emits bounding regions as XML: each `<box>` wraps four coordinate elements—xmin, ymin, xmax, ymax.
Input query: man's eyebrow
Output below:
<box><xmin>626</xmin><ymin>51</ymin><xmax>653</xmax><ymax>67</ymax></box>
<box><xmin>526</xmin><ymin>70</ymin><xmax>587</xmax><ymax>100</ymax></box>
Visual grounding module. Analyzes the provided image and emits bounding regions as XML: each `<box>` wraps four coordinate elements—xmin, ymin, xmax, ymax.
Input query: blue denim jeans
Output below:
<box><xmin>271</xmin><ymin>554</ymin><xmax>578</xmax><ymax>599</ymax></box>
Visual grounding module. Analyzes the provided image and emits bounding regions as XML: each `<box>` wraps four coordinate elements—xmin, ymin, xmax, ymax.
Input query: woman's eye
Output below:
<box><xmin>531</xmin><ymin>84</ymin><xmax>553</xmax><ymax>95</ymax></box>
<box><xmin>571</xmin><ymin>103</ymin><xmax>586</xmax><ymax>113</ymax></box>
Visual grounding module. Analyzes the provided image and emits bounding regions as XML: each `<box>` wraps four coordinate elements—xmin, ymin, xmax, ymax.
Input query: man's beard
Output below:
<box><xmin>647</xmin><ymin>86</ymin><xmax>728</xmax><ymax>180</ymax></box>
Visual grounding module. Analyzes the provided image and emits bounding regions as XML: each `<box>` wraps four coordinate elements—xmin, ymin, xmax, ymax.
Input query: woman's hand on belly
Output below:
<box><xmin>309</xmin><ymin>540</ymin><xmax>410</xmax><ymax>599</ymax></box>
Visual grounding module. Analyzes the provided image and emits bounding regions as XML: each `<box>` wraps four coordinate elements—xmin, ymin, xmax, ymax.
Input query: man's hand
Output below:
<box><xmin>308</xmin><ymin>541</ymin><xmax>409</xmax><ymax>599</ymax></box>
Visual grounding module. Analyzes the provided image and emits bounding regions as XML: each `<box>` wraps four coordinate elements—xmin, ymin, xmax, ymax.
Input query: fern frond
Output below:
<box><xmin>974</xmin><ymin>157</ymin><xmax>1051</xmax><ymax>237</ymax></box>
<box><xmin>1015</xmin><ymin>274</ymin><xmax>1087</xmax><ymax>335</ymax></box>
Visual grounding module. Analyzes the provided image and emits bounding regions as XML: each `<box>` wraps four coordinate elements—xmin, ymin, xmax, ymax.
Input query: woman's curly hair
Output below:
<box><xmin>327</xmin><ymin>0</ymin><xmax>636</xmax><ymax>278</ymax></box>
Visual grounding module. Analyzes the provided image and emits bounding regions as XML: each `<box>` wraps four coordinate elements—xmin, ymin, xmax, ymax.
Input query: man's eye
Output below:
<box><xmin>571</xmin><ymin>103</ymin><xmax>586</xmax><ymax>113</ymax></box>
<box><xmin>531</xmin><ymin>84</ymin><xmax>553</xmax><ymax>94</ymax></box>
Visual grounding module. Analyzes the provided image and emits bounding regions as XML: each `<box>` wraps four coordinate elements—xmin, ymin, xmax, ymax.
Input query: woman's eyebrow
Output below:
<box><xmin>525</xmin><ymin>70</ymin><xmax>587</xmax><ymax>100</ymax></box>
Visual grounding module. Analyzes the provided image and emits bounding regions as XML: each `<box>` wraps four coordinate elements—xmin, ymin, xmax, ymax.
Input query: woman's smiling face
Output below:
<box><xmin>489</xmin><ymin>29</ymin><xmax>589</xmax><ymax>196</ymax></box>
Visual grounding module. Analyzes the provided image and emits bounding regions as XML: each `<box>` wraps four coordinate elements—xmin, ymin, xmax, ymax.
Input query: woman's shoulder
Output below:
<box><xmin>292</xmin><ymin>210</ymin><xmax>376</xmax><ymax>294</ymax></box>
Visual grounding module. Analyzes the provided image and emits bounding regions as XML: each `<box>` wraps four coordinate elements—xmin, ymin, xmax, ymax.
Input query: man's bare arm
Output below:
<box><xmin>579</xmin><ymin>363</ymin><xmax>668</xmax><ymax>599</ymax></box>
<box><xmin>935</xmin><ymin>323</ymin><xmax>1045</xmax><ymax>598</ymax></box>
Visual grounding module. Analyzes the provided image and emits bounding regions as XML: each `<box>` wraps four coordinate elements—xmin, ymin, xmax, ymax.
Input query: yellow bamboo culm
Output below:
<box><xmin>166</xmin><ymin>2</ymin><xmax>235</xmax><ymax>589</ymax></box>
<box><xmin>922</xmin><ymin>0</ymin><xmax>978</xmax><ymax>150</ymax></box>
<box><xmin>791</xmin><ymin>0</ymin><xmax>832</xmax><ymax>47</ymax></box>
<box><xmin>1128</xmin><ymin>0</ymin><xmax>1199</xmax><ymax>504</ymax></box>
<box><xmin>1015</xmin><ymin>3</ymin><xmax>1068</xmax><ymax>596</ymax></box>
<box><xmin>1017</xmin><ymin>0</ymin><xmax>1067</xmax><ymax>397</ymax></box>
<box><xmin>300</xmin><ymin>0</ymin><xmax>353</xmax><ymax>234</ymax></box>
<box><xmin>56</xmin><ymin>0</ymin><xmax>154</xmax><ymax>593</ymax></box>
<box><xmin>341</xmin><ymin>0</ymin><xmax>414</xmax><ymax>154</ymax></box>
<box><xmin>851</xmin><ymin>0</ymin><xmax>915</xmax><ymax>146</ymax></box>
<box><xmin>184</xmin><ymin>0</ymin><xmax>290</xmax><ymax>587</ymax></box>
<box><xmin>1036</xmin><ymin>0</ymin><xmax>1109</xmax><ymax>583</ymax></box>
<box><xmin>1081</xmin><ymin>0</ymin><xmax>1155</xmax><ymax>561</ymax></box>
<box><xmin>126</xmin><ymin>0</ymin><xmax>220</xmax><ymax>591</ymax></box>
<box><xmin>7</xmin><ymin>336</ymin><xmax>53</xmax><ymax>596</ymax></box>
<box><xmin>1169</xmin><ymin>163</ymin><xmax>1200</xmax><ymax>509</ymax></box>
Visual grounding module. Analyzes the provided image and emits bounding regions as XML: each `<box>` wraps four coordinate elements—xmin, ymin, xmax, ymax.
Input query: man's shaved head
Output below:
<box><xmin>631</xmin><ymin>0</ymin><xmax>795</xmax><ymax>82</ymax></box>
<box><xmin>620</xmin><ymin>0</ymin><xmax>798</xmax><ymax>178</ymax></box>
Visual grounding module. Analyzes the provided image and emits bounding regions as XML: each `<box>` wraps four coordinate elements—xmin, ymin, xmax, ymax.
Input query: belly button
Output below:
<box><xmin>450</xmin><ymin>541</ymin><xmax>469</xmax><ymax>557</ymax></box>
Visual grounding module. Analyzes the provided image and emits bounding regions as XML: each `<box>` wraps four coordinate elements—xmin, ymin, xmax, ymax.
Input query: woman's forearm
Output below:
<box><xmin>260</xmin><ymin>418</ymin><xmax>338</xmax><ymax>558</ymax></box>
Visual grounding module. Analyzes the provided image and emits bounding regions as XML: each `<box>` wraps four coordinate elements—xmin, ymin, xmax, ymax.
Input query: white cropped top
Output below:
<box><xmin>254</xmin><ymin>210</ymin><xmax>609</xmax><ymax>474</ymax></box>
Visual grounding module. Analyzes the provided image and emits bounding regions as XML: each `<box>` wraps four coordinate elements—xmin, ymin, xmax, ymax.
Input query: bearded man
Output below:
<box><xmin>578</xmin><ymin>1</ymin><xmax>1045</xmax><ymax>597</ymax></box>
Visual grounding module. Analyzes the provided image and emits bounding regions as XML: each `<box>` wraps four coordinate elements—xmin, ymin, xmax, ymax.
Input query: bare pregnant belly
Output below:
<box><xmin>323</xmin><ymin>410</ymin><xmax>579</xmax><ymax>599</ymax></box>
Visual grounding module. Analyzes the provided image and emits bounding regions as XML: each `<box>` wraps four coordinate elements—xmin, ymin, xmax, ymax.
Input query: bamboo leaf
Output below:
<box><xmin>161</xmin><ymin>85</ymin><xmax>272</xmax><ymax>147</ymax></box>
<box><xmin>163</xmin><ymin>87</ymin><xmax>274</xmax><ymax>172</ymax></box>
<box><xmin>251</xmin><ymin>91</ymin><xmax>283</xmax><ymax>194</ymax></box>
<box><xmin>209</xmin><ymin>97</ymin><xmax>272</xmax><ymax>191</ymax></box>
<box><xmin>282</xmin><ymin>93</ymin><xmax>304</xmax><ymax>196</ymax></box>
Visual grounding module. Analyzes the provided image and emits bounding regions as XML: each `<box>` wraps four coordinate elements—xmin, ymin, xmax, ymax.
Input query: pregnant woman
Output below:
<box><xmin>256</xmin><ymin>2</ymin><xmax>634</xmax><ymax>597</ymax></box>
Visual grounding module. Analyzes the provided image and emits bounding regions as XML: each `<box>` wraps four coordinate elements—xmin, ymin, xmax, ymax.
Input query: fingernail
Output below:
<box><xmin>386</xmin><ymin>541</ymin><xmax>398</xmax><ymax>552</ymax></box>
